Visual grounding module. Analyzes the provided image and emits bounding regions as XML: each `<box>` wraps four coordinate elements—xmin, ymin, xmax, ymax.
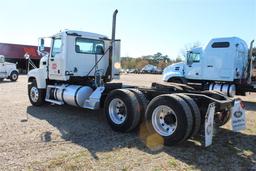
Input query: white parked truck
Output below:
<box><xmin>27</xmin><ymin>10</ymin><xmax>245</xmax><ymax>146</ymax></box>
<box><xmin>163</xmin><ymin>37</ymin><xmax>256</xmax><ymax>96</ymax></box>
<box><xmin>0</xmin><ymin>55</ymin><xmax>19</xmax><ymax>81</ymax></box>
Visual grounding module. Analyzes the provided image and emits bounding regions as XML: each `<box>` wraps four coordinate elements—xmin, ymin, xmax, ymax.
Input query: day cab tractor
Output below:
<box><xmin>27</xmin><ymin>10</ymin><xmax>245</xmax><ymax>146</ymax></box>
<box><xmin>163</xmin><ymin>37</ymin><xmax>256</xmax><ymax>96</ymax></box>
<box><xmin>0</xmin><ymin>55</ymin><xmax>19</xmax><ymax>82</ymax></box>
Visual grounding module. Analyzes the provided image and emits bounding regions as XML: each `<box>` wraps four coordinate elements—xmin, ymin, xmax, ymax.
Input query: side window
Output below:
<box><xmin>211</xmin><ymin>42</ymin><xmax>230</xmax><ymax>48</ymax></box>
<box><xmin>51</xmin><ymin>38</ymin><xmax>62</xmax><ymax>57</ymax></box>
<box><xmin>192</xmin><ymin>53</ymin><xmax>200</xmax><ymax>62</ymax></box>
<box><xmin>75</xmin><ymin>38</ymin><xmax>104</xmax><ymax>55</ymax></box>
<box><xmin>187</xmin><ymin>52</ymin><xmax>200</xmax><ymax>64</ymax></box>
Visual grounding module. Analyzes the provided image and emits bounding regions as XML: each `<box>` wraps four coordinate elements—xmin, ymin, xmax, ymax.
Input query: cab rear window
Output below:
<box><xmin>75</xmin><ymin>38</ymin><xmax>104</xmax><ymax>55</ymax></box>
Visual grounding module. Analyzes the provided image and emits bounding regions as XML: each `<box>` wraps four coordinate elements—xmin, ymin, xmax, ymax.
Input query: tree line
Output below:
<box><xmin>121</xmin><ymin>52</ymin><xmax>183</xmax><ymax>70</ymax></box>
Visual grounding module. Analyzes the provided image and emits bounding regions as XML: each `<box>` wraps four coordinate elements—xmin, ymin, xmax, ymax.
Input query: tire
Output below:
<box><xmin>10</xmin><ymin>71</ymin><xmax>19</xmax><ymax>81</ymax></box>
<box><xmin>145</xmin><ymin>94</ymin><xmax>193</xmax><ymax>145</ymax></box>
<box><xmin>214</xmin><ymin>109</ymin><xmax>231</xmax><ymax>127</ymax></box>
<box><xmin>28</xmin><ymin>79</ymin><xmax>46</xmax><ymax>106</ymax></box>
<box><xmin>0</xmin><ymin>78</ymin><xmax>4</xmax><ymax>82</ymax></box>
<box><xmin>128</xmin><ymin>88</ymin><xmax>149</xmax><ymax>121</ymax></box>
<box><xmin>176</xmin><ymin>94</ymin><xmax>201</xmax><ymax>137</ymax></box>
<box><xmin>104</xmin><ymin>89</ymin><xmax>141</xmax><ymax>132</ymax></box>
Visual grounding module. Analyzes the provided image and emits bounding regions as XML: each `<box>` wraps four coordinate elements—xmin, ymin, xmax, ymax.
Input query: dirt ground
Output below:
<box><xmin>0</xmin><ymin>74</ymin><xmax>255</xmax><ymax>171</ymax></box>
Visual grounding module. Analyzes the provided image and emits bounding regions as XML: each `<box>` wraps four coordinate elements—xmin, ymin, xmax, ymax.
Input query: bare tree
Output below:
<box><xmin>180</xmin><ymin>41</ymin><xmax>201</xmax><ymax>59</ymax></box>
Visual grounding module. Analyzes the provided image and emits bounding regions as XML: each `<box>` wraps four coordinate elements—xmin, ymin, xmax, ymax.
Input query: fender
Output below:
<box><xmin>28</xmin><ymin>68</ymin><xmax>47</xmax><ymax>89</ymax></box>
<box><xmin>163</xmin><ymin>71</ymin><xmax>185</xmax><ymax>82</ymax></box>
<box><xmin>162</xmin><ymin>62</ymin><xmax>185</xmax><ymax>82</ymax></box>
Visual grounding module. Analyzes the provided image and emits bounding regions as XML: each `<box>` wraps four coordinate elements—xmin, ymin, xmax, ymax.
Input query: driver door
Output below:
<box><xmin>185</xmin><ymin>52</ymin><xmax>202</xmax><ymax>80</ymax></box>
<box><xmin>48</xmin><ymin>37</ymin><xmax>66</xmax><ymax>80</ymax></box>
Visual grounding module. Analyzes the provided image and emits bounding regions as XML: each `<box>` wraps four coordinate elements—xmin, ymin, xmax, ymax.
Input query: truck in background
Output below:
<box><xmin>163</xmin><ymin>37</ymin><xmax>256</xmax><ymax>96</ymax></box>
<box><xmin>0</xmin><ymin>55</ymin><xmax>19</xmax><ymax>81</ymax></box>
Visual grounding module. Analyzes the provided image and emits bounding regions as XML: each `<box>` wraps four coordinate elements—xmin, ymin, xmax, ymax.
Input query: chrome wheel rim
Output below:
<box><xmin>109</xmin><ymin>98</ymin><xmax>127</xmax><ymax>125</ymax></box>
<box><xmin>152</xmin><ymin>105</ymin><xmax>178</xmax><ymax>136</ymax></box>
<box><xmin>30</xmin><ymin>87</ymin><xmax>39</xmax><ymax>102</ymax></box>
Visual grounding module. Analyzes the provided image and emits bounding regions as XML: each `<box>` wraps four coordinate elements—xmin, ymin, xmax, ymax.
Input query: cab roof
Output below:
<box><xmin>54</xmin><ymin>30</ymin><xmax>109</xmax><ymax>40</ymax></box>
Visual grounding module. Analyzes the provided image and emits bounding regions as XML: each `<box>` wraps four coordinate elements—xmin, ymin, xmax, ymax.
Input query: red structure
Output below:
<box><xmin>0</xmin><ymin>43</ymin><xmax>50</xmax><ymax>73</ymax></box>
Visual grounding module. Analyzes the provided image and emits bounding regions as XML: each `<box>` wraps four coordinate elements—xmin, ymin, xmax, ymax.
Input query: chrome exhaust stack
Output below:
<box><xmin>106</xmin><ymin>9</ymin><xmax>118</xmax><ymax>81</ymax></box>
<box><xmin>112</xmin><ymin>9</ymin><xmax>118</xmax><ymax>43</ymax></box>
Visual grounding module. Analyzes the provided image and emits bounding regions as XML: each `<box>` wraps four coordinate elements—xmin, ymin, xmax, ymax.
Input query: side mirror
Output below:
<box><xmin>38</xmin><ymin>38</ymin><xmax>45</xmax><ymax>52</ymax></box>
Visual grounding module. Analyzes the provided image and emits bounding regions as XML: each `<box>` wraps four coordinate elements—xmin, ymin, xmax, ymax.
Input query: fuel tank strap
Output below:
<box><xmin>74</xmin><ymin>86</ymin><xmax>83</xmax><ymax>107</ymax></box>
<box><xmin>62</xmin><ymin>85</ymin><xmax>70</xmax><ymax>104</ymax></box>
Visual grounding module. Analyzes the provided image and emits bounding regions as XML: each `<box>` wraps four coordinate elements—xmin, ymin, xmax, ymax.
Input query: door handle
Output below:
<box><xmin>50</xmin><ymin>58</ymin><xmax>54</xmax><ymax>61</ymax></box>
<box><xmin>207</xmin><ymin>65</ymin><xmax>213</xmax><ymax>68</ymax></box>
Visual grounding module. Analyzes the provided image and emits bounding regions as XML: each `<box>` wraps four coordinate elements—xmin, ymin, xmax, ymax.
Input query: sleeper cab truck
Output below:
<box><xmin>163</xmin><ymin>37</ymin><xmax>256</xmax><ymax>96</ymax></box>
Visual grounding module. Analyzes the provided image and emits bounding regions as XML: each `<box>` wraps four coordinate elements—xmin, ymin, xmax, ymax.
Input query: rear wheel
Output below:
<box><xmin>10</xmin><ymin>71</ymin><xmax>19</xmax><ymax>81</ymax></box>
<box><xmin>104</xmin><ymin>89</ymin><xmax>141</xmax><ymax>132</ymax></box>
<box><xmin>28</xmin><ymin>80</ymin><xmax>45</xmax><ymax>106</ymax></box>
<box><xmin>0</xmin><ymin>78</ymin><xmax>4</xmax><ymax>81</ymax></box>
<box><xmin>145</xmin><ymin>94</ymin><xmax>193</xmax><ymax>145</ymax></box>
<box><xmin>128</xmin><ymin>88</ymin><xmax>149</xmax><ymax>121</ymax></box>
<box><xmin>176</xmin><ymin>94</ymin><xmax>201</xmax><ymax>137</ymax></box>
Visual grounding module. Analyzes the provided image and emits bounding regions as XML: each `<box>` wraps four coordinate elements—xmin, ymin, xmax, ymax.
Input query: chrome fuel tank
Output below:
<box><xmin>52</xmin><ymin>85</ymin><xmax>93</xmax><ymax>107</ymax></box>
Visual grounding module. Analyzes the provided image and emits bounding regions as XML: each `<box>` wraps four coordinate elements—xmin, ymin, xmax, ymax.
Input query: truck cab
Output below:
<box><xmin>28</xmin><ymin>30</ymin><xmax>121</xmax><ymax>89</ymax></box>
<box><xmin>163</xmin><ymin>37</ymin><xmax>249</xmax><ymax>83</ymax></box>
<box><xmin>0</xmin><ymin>55</ymin><xmax>19</xmax><ymax>81</ymax></box>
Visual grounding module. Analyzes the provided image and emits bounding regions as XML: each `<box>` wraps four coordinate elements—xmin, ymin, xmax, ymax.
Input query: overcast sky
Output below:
<box><xmin>0</xmin><ymin>0</ymin><xmax>255</xmax><ymax>59</ymax></box>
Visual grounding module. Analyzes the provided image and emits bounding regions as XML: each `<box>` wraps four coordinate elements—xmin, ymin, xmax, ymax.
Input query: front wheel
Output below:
<box><xmin>10</xmin><ymin>71</ymin><xmax>19</xmax><ymax>81</ymax></box>
<box><xmin>28</xmin><ymin>80</ymin><xmax>45</xmax><ymax>106</ymax></box>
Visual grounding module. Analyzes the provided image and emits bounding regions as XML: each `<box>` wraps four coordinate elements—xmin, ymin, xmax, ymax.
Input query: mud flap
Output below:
<box><xmin>231</xmin><ymin>100</ymin><xmax>246</xmax><ymax>132</ymax></box>
<box><xmin>204</xmin><ymin>103</ymin><xmax>215</xmax><ymax>147</ymax></box>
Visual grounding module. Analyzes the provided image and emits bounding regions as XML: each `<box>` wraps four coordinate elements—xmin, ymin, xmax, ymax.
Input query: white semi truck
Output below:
<box><xmin>27</xmin><ymin>10</ymin><xmax>245</xmax><ymax>146</ymax></box>
<box><xmin>163</xmin><ymin>37</ymin><xmax>256</xmax><ymax>96</ymax></box>
<box><xmin>0</xmin><ymin>55</ymin><xmax>19</xmax><ymax>81</ymax></box>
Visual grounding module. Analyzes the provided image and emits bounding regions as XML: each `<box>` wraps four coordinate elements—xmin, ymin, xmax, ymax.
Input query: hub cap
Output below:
<box><xmin>109</xmin><ymin>98</ymin><xmax>127</xmax><ymax>125</ymax></box>
<box><xmin>30</xmin><ymin>87</ymin><xmax>39</xmax><ymax>102</ymax></box>
<box><xmin>152</xmin><ymin>105</ymin><xmax>178</xmax><ymax>136</ymax></box>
